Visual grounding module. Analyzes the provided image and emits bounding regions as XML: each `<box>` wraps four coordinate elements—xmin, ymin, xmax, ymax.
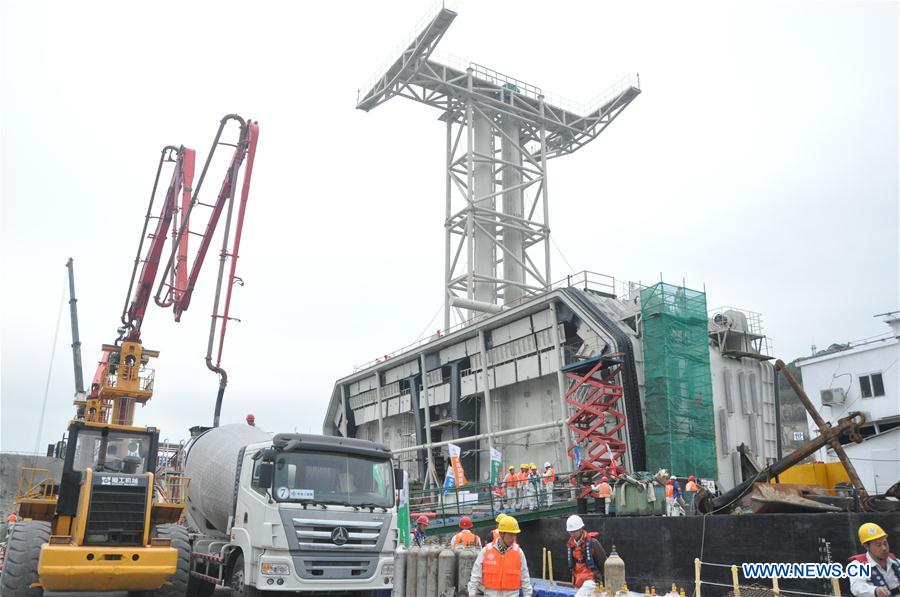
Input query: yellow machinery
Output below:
<box><xmin>2</xmin><ymin>343</ymin><xmax>191</xmax><ymax>596</ymax></box>
<box><xmin>0</xmin><ymin>116</ymin><xmax>257</xmax><ymax>596</ymax></box>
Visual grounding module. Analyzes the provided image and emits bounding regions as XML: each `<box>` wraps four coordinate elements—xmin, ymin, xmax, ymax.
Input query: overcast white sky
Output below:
<box><xmin>2</xmin><ymin>1</ymin><xmax>897</xmax><ymax>452</ymax></box>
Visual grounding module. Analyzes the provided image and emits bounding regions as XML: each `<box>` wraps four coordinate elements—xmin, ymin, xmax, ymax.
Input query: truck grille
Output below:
<box><xmin>291</xmin><ymin>517</ymin><xmax>382</xmax><ymax>551</ymax></box>
<box><xmin>85</xmin><ymin>484</ymin><xmax>147</xmax><ymax>545</ymax></box>
<box><xmin>295</xmin><ymin>556</ymin><xmax>377</xmax><ymax>580</ymax></box>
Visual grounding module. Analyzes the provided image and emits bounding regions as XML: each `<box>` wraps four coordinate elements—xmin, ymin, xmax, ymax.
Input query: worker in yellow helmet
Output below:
<box><xmin>850</xmin><ymin>523</ymin><xmax>899</xmax><ymax>597</ymax></box>
<box><xmin>468</xmin><ymin>515</ymin><xmax>532</xmax><ymax>597</ymax></box>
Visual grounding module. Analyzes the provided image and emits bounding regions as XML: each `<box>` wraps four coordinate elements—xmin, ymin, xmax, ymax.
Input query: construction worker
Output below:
<box><xmin>566</xmin><ymin>514</ymin><xmax>607</xmax><ymax>596</ymax></box>
<box><xmin>591</xmin><ymin>476</ymin><xmax>612</xmax><ymax>515</ymax></box>
<box><xmin>451</xmin><ymin>516</ymin><xmax>483</xmax><ymax>549</ymax></box>
<box><xmin>245</xmin><ymin>413</ymin><xmax>255</xmax><ymax>426</ymax></box>
<box><xmin>665</xmin><ymin>478</ymin><xmax>675</xmax><ymax>516</ymax></box>
<box><xmin>543</xmin><ymin>462</ymin><xmax>556</xmax><ymax>507</ymax></box>
<box><xmin>685</xmin><ymin>474</ymin><xmax>698</xmax><ymax>492</ymax></box>
<box><xmin>518</xmin><ymin>464</ymin><xmax>531</xmax><ymax>510</ymax></box>
<box><xmin>413</xmin><ymin>514</ymin><xmax>429</xmax><ymax>547</ymax></box>
<box><xmin>503</xmin><ymin>466</ymin><xmax>519</xmax><ymax>510</ymax></box>
<box><xmin>468</xmin><ymin>515</ymin><xmax>532</xmax><ymax>597</ymax></box>
<box><xmin>850</xmin><ymin>523</ymin><xmax>899</xmax><ymax>597</ymax></box>
<box><xmin>528</xmin><ymin>464</ymin><xmax>541</xmax><ymax>510</ymax></box>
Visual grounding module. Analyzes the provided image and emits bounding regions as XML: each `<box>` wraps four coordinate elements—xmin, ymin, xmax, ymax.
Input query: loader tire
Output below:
<box><xmin>0</xmin><ymin>520</ymin><xmax>50</xmax><ymax>597</ymax></box>
<box><xmin>129</xmin><ymin>523</ymin><xmax>191</xmax><ymax>597</ymax></box>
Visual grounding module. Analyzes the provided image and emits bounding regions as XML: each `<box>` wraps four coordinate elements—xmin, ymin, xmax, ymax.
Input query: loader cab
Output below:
<box><xmin>57</xmin><ymin>421</ymin><xmax>159</xmax><ymax>517</ymax></box>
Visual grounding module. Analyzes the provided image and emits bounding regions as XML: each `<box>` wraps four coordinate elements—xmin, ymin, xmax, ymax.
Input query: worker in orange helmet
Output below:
<box><xmin>451</xmin><ymin>516</ymin><xmax>483</xmax><ymax>549</ymax></box>
<box><xmin>7</xmin><ymin>513</ymin><xmax>18</xmax><ymax>524</ymax></box>
<box><xmin>468</xmin><ymin>515</ymin><xmax>531</xmax><ymax>597</ymax></box>
<box><xmin>413</xmin><ymin>514</ymin><xmax>429</xmax><ymax>547</ymax></box>
<box><xmin>246</xmin><ymin>413</ymin><xmax>256</xmax><ymax>426</ymax></box>
<box><xmin>685</xmin><ymin>474</ymin><xmax>699</xmax><ymax>492</ymax></box>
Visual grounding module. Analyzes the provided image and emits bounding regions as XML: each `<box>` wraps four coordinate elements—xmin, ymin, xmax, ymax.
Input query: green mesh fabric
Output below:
<box><xmin>639</xmin><ymin>282</ymin><xmax>718</xmax><ymax>479</ymax></box>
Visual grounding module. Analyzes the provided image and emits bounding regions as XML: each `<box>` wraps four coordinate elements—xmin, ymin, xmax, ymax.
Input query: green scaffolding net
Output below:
<box><xmin>639</xmin><ymin>282</ymin><xmax>718</xmax><ymax>479</ymax></box>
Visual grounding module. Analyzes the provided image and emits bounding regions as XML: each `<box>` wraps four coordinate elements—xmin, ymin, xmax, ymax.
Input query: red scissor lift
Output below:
<box><xmin>563</xmin><ymin>355</ymin><xmax>628</xmax><ymax>499</ymax></box>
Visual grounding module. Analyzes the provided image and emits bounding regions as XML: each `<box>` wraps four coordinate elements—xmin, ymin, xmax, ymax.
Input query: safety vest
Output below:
<box><xmin>482</xmin><ymin>541</ymin><xmax>523</xmax><ymax>591</ymax></box>
<box><xmin>567</xmin><ymin>532</ymin><xmax>601</xmax><ymax>589</ymax></box>
<box><xmin>665</xmin><ymin>484</ymin><xmax>674</xmax><ymax>498</ymax></box>
<box><xmin>504</xmin><ymin>472</ymin><xmax>518</xmax><ymax>488</ymax></box>
<box><xmin>451</xmin><ymin>529</ymin><xmax>481</xmax><ymax>549</ymax></box>
<box><xmin>686</xmin><ymin>481</ymin><xmax>698</xmax><ymax>492</ymax></box>
<box><xmin>596</xmin><ymin>482</ymin><xmax>611</xmax><ymax>498</ymax></box>
<box><xmin>517</xmin><ymin>471</ymin><xmax>529</xmax><ymax>485</ymax></box>
<box><xmin>544</xmin><ymin>467</ymin><xmax>555</xmax><ymax>483</ymax></box>
<box><xmin>849</xmin><ymin>553</ymin><xmax>900</xmax><ymax>591</ymax></box>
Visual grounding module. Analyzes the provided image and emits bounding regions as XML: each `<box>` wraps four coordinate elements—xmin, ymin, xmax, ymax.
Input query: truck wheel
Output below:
<box><xmin>0</xmin><ymin>520</ymin><xmax>51</xmax><ymax>597</ymax></box>
<box><xmin>229</xmin><ymin>552</ymin><xmax>261</xmax><ymax>597</ymax></box>
<box><xmin>129</xmin><ymin>524</ymin><xmax>191</xmax><ymax>597</ymax></box>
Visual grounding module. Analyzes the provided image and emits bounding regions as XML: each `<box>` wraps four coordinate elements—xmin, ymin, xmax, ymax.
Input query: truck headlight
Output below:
<box><xmin>260</xmin><ymin>562</ymin><xmax>290</xmax><ymax>576</ymax></box>
<box><xmin>382</xmin><ymin>563</ymin><xmax>394</xmax><ymax>576</ymax></box>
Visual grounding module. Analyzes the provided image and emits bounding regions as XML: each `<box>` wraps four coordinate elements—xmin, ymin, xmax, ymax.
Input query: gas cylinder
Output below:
<box><xmin>437</xmin><ymin>548</ymin><xmax>457</xmax><ymax>596</ymax></box>
<box><xmin>426</xmin><ymin>546</ymin><xmax>441</xmax><ymax>595</ymax></box>
<box><xmin>604</xmin><ymin>544</ymin><xmax>626</xmax><ymax>595</ymax></box>
<box><xmin>392</xmin><ymin>548</ymin><xmax>406</xmax><ymax>597</ymax></box>
<box><xmin>406</xmin><ymin>546</ymin><xmax>420</xmax><ymax>595</ymax></box>
<box><xmin>415</xmin><ymin>546</ymin><xmax>429</xmax><ymax>595</ymax></box>
<box><xmin>456</xmin><ymin>547</ymin><xmax>478</xmax><ymax>596</ymax></box>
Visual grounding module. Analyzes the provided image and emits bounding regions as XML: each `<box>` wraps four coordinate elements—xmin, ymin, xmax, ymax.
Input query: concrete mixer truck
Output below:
<box><xmin>182</xmin><ymin>424</ymin><xmax>399</xmax><ymax>596</ymax></box>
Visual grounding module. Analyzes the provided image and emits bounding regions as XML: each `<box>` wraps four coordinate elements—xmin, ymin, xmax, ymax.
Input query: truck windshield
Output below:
<box><xmin>272</xmin><ymin>451</ymin><xmax>393</xmax><ymax>508</ymax></box>
<box><xmin>73</xmin><ymin>429</ymin><xmax>151</xmax><ymax>474</ymax></box>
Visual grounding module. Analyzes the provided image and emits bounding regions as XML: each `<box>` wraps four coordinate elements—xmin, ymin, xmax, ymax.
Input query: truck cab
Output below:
<box><xmin>190</xmin><ymin>433</ymin><xmax>397</xmax><ymax>595</ymax></box>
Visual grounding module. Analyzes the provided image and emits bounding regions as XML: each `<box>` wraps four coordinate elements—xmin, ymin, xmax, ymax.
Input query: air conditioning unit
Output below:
<box><xmin>820</xmin><ymin>388</ymin><xmax>846</xmax><ymax>405</ymax></box>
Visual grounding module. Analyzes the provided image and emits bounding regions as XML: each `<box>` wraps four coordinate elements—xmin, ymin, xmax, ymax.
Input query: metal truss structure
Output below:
<box><xmin>562</xmin><ymin>355</ymin><xmax>628</xmax><ymax>498</ymax></box>
<box><xmin>357</xmin><ymin>5</ymin><xmax>641</xmax><ymax>330</ymax></box>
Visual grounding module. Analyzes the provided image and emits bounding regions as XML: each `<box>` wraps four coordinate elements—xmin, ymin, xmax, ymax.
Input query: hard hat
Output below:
<box><xmin>601</xmin><ymin>476</ymin><xmax>608</xmax><ymax>482</ymax></box>
<box><xmin>497</xmin><ymin>515</ymin><xmax>521</xmax><ymax>534</ymax></box>
<box><xmin>520</xmin><ymin>463</ymin><xmax>528</xmax><ymax>468</ymax></box>
<box><xmin>508</xmin><ymin>465</ymin><xmax>515</xmax><ymax>470</ymax></box>
<box><xmin>495</xmin><ymin>513</ymin><xmax>508</xmax><ymax>524</ymax></box>
<box><xmin>7</xmin><ymin>514</ymin><xmax>16</xmax><ymax>523</ymax></box>
<box><xmin>566</xmin><ymin>514</ymin><xmax>585</xmax><ymax>532</ymax></box>
<box><xmin>544</xmin><ymin>462</ymin><xmax>552</xmax><ymax>468</ymax></box>
<box><xmin>416</xmin><ymin>515</ymin><xmax>430</xmax><ymax>526</ymax></box>
<box><xmin>460</xmin><ymin>516</ymin><xmax>473</xmax><ymax>529</ymax></box>
<box><xmin>246</xmin><ymin>413</ymin><xmax>255</xmax><ymax>424</ymax></box>
<box><xmin>858</xmin><ymin>523</ymin><xmax>887</xmax><ymax>545</ymax></box>
<box><xmin>530</xmin><ymin>462</ymin><xmax>537</xmax><ymax>469</ymax></box>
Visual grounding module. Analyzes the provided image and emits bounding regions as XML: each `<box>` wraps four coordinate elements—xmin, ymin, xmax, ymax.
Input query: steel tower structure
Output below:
<box><xmin>358</xmin><ymin>6</ymin><xmax>641</xmax><ymax>330</ymax></box>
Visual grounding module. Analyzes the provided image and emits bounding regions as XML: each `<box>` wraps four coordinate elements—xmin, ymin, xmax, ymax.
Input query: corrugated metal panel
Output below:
<box><xmin>749</xmin><ymin>414</ymin><xmax>760</xmax><ymax>456</ymax></box>
<box><xmin>539</xmin><ymin>348</ymin><xmax>560</xmax><ymax>376</ymax></box>
<box><xmin>723</xmin><ymin>368</ymin><xmax>735</xmax><ymax>414</ymax></box>
<box><xmin>439</xmin><ymin>341</ymin><xmax>468</xmax><ymax>365</ymax></box>
<box><xmin>517</xmin><ymin>355</ymin><xmax>540</xmax><ymax>381</ymax></box>
<box><xmin>738</xmin><ymin>371</ymin><xmax>751</xmax><ymax>415</ymax></box>
<box><xmin>494</xmin><ymin>362</ymin><xmax>516</xmax><ymax>387</ymax></box>
<box><xmin>749</xmin><ymin>372</ymin><xmax>760</xmax><ymax>414</ymax></box>
<box><xmin>460</xmin><ymin>372</ymin><xmax>477</xmax><ymax>397</ymax></box>
<box><xmin>718</xmin><ymin>408</ymin><xmax>730</xmax><ymax>456</ymax></box>
<box><xmin>531</xmin><ymin>309</ymin><xmax>552</xmax><ymax>331</ymax></box>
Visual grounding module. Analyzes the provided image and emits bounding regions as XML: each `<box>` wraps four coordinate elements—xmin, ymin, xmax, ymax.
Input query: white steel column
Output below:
<box><xmin>444</xmin><ymin>117</ymin><xmax>453</xmax><ymax>332</ymax></box>
<box><xmin>477</xmin><ymin>329</ymin><xmax>495</xmax><ymax>454</ymax></box>
<box><xmin>473</xmin><ymin>107</ymin><xmax>495</xmax><ymax>306</ymax></box>
<box><xmin>419</xmin><ymin>353</ymin><xmax>438</xmax><ymax>487</ymax></box>
<box><xmin>373</xmin><ymin>371</ymin><xmax>384</xmax><ymax>444</ymax></box>
<box><xmin>501</xmin><ymin>114</ymin><xmax>524</xmax><ymax>304</ymax></box>
<box><xmin>549</xmin><ymin>301</ymin><xmax>573</xmax><ymax>464</ymax></box>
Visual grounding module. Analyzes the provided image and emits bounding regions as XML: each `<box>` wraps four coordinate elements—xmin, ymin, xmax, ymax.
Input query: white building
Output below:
<box><xmin>797</xmin><ymin>312</ymin><xmax>900</xmax><ymax>493</ymax></box>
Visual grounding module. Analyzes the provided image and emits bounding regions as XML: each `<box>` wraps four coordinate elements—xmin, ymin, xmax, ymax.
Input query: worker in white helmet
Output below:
<box><xmin>542</xmin><ymin>462</ymin><xmax>556</xmax><ymax>507</ymax></box>
<box><xmin>566</xmin><ymin>514</ymin><xmax>607</xmax><ymax>597</ymax></box>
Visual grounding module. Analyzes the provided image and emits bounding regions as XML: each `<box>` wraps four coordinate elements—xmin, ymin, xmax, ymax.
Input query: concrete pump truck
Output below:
<box><xmin>1</xmin><ymin>114</ymin><xmax>259</xmax><ymax>597</ymax></box>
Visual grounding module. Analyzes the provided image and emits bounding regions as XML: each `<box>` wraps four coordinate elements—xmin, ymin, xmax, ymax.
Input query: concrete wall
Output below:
<box><xmin>0</xmin><ymin>453</ymin><xmax>63</xmax><ymax>519</ymax></box>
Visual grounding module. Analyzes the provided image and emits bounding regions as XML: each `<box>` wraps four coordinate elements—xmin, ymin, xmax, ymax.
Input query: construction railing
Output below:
<box><xmin>694</xmin><ymin>558</ymin><xmax>845</xmax><ymax>597</ymax></box>
<box><xmin>409</xmin><ymin>470</ymin><xmax>581</xmax><ymax>527</ymax></box>
<box><xmin>155</xmin><ymin>474</ymin><xmax>190</xmax><ymax>505</ymax></box>
<box><xmin>16</xmin><ymin>467</ymin><xmax>56</xmax><ymax>502</ymax></box>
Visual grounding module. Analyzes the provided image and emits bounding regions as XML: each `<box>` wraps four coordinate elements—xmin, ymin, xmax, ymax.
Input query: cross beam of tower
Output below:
<box><xmin>358</xmin><ymin>6</ymin><xmax>640</xmax><ymax>330</ymax></box>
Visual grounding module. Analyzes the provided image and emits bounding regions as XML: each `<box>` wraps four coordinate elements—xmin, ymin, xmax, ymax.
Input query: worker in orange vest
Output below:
<box><xmin>503</xmin><ymin>466</ymin><xmax>519</xmax><ymax>510</ymax></box>
<box><xmin>518</xmin><ymin>464</ymin><xmax>531</xmax><ymax>510</ymax></box>
<box><xmin>685</xmin><ymin>475</ymin><xmax>699</xmax><ymax>492</ymax></box>
<box><xmin>542</xmin><ymin>462</ymin><xmax>556</xmax><ymax>507</ymax></box>
<box><xmin>665</xmin><ymin>478</ymin><xmax>675</xmax><ymax>516</ymax></box>
<box><xmin>566</xmin><ymin>515</ymin><xmax>607</xmax><ymax>593</ymax></box>
<box><xmin>468</xmin><ymin>515</ymin><xmax>531</xmax><ymax>597</ymax></box>
<box><xmin>591</xmin><ymin>476</ymin><xmax>612</xmax><ymax>515</ymax></box>
<box><xmin>452</xmin><ymin>516</ymin><xmax>483</xmax><ymax>549</ymax></box>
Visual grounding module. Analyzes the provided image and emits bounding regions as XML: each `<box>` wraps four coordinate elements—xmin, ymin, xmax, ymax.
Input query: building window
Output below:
<box><xmin>859</xmin><ymin>373</ymin><xmax>885</xmax><ymax>398</ymax></box>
